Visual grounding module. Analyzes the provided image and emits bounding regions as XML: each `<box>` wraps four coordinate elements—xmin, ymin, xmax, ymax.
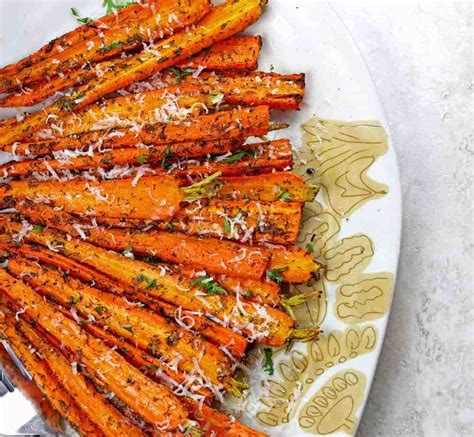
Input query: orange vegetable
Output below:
<box><xmin>0</xmin><ymin>35</ymin><xmax>262</xmax><ymax>108</ymax></box>
<box><xmin>0</xmin><ymin>105</ymin><xmax>270</xmax><ymax>154</ymax></box>
<box><xmin>3</xmin><ymin>241</ymin><xmax>248</xmax><ymax>358</ymax></box>
<box><xmin>61</xmin><ymin>0</ymin><xmax>267</xmax><ymax>111</ymax></box>
<box><xmin>0</xmin><ymin>222</ymin><xmax>297</xmax><ymax>346</ymax></box>
<box><xmin>0</xmin><ymin>313</ymin><xmax>106</xmax><ymax>437</ymax></box>
<box><xmin>0</xmin><ymin>1</ymin><xmax>156</xmax><ymax>87</ymax></box>
<box><xmin>0</xmin><ymin>176</ymin><xmax>186</xmax><ymax>221</ymax></box>
<box><xmin>0</xmin><ymin>268</ymin><xmax>188</xmax><ymax>429</ymax></box>
<box><xmin>178</xmin><ymin>35</ymin><xmax>262</xmax><ymax>71</ymax></box>
<box><xmin>165</xmin><ymin>199</ymin><xmax>303</xmax><ymax>245</ymax></box>
<box><xmin>6</xmin><ymin>257</ymin><xmax>232</xmax><ymax>389</ymax></box>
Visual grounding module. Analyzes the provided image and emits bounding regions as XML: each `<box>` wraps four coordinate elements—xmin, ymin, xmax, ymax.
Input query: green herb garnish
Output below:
<box><xmin>222</xmin><ymin>149</ymin><xmax>257</xmax><ymax>164</ymax></box>
<box><xmin>277</xmin><ymin>188</ymin><xmax>292</xmax><ymax>201</ymax></box>
<box><xmin>266</xmin><ymin>267</ymin><xmax>288</xmax><ymax>285</ymax></box>
<box><xmin>98</xmin><ymin>41</ymin><xmax>123</xmax><ymax>54</ymax></box>
<box><xmin>262</xmin><ymin>348</ymin><xmax>274</xmax><ymax>375</ymax></box>
<box><xmin>71</xmin><ymin>7</ymin><xmax>92</xmax><ymax>25</ymax></box>
<box><xmin>190</xmin><ymin>275</ymin><xmax>227</xmax><ymax>295</ymax></box>
<box><xmin>68</xmin><ymin>295</ymin><xmax>80</xmax><ymax>306</ymax></box>
<box><xmin>169</xmin><ymin>67</ymin><xmax>192</xmax><ymax>84</ymax></box>
<box><xmin>140</xmin><ymin>364</ymin><xmax>160</xmax><ymax>372</ymax></box>
<box><xmin>136</xmin><ymin>155</ymin><xmax>148</xmax><ymax>165</ymax></box>
<box><xmin>223</xmin><ymin>218</ymin><xmax>232</xmax><ymax>234</ymax></box>
<box><xmin>103</xmin><ymin>0</ymin><xmax>136</xmax><ymax>13</ymax></box>
<box><xmin>136</xmin><ymin>274</ymin><xmax>157</xmax><ymax>290</ymax></box>
<box><xmin>32</xmin><ymin>225</ymin><xmax>44</xmax><ymax>234</ymax></box>
<box><xmin>305</xmin><ymin>243</ymin><xmax>315</xmax><ymax>254</ymax></box>
<box><xmin>122</xmin><ymin>245</ymin><xmax>134</xmax><ymax>259</ymax></box>
<box><xmin>269</xmin><ymin>64</ymin><xmax>275</xmax><ymax>72</ymax></box>
<box><xmin>161</xmin><ymin>145</ymin><xmax>173</xmax><ymax>169</ymax></box>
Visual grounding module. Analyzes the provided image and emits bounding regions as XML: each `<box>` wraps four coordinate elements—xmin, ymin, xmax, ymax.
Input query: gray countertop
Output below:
<box><xmin>332</xmin><ymin>2</ymin><xmax>473</xmax><ymax>436</ymax></box>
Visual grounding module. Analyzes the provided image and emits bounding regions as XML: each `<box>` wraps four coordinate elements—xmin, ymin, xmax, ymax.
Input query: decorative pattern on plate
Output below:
<box><xmin>298</xmin><ymin>369</ymin><xmax>367</xmax><ymax>435</ymax></box>
<box><xmin>255</xmin><ymin>118</ymin><xmax>393</xmax><ymax>435</ymax></box>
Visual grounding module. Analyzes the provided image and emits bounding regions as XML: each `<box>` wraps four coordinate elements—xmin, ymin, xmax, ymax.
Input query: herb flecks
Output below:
<box><xmin>169</xmin><ymin>67</ymin><xmax>192</xmax><ymax>84</ymax></box>
<box><xmin>98</xmin><ymin>41</ymin><xmax>123</xmax><ymax>54</ymax></box>
<box><xmin>71</xmin><ymin>7</ymin><xmax>92</xmax><ymax>25</ymax></box>
<box><xmin>136</xmin><ymin>155</ymin><xmax>148</xmax><ymax>165</ymax></box>
<box><xmin>32</xmin><ymin>225</ymin><xmax>44</xmax><ymax>234</ymax></box>
<box><xmin>266</xmin><ymin>267</ymin><xmax>288</xmax><ymax>285</ymax></box>
<box><xmin>103</xmin><ymin>0</ymin><xmax>136</xmax><ymax>13</ymax></box>
<box><xmin>136</xmin><ymin>274</ymin><xmax>158</xmax><ymax>290</ymax></box>
<box><xmin>262</xmin><ymin>348</ymin><xmax>274</xmax><ymax>375</ymax></box>
<box><xmin>161</xmin><ymin>145</ymin><xmax>173</xmax><ymax>169</ymax></box>
<box><xmin>190</xmin><ymin>275</ymin><xmax>227</xmax><ymax>295</ymax></box>
<box><xmin>277</xmin><ymin>188</ymin><xmax>292</xmax><ymax>201</ymax></box>
<box><xmin>222</xmin><ymin>149</ymin><xmax>257</xmax><ymax>164</ymax></box>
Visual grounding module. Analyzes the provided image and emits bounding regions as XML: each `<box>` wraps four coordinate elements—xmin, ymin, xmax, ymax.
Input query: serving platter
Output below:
<box><xmin>0</xmin><ymin>0</ymin><xmax>401</xmax><ymax>435</ymax></box>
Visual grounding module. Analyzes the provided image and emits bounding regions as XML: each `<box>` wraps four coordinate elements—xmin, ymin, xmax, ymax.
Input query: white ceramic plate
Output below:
<box><xmin>0</xmin><ymin>1</ymin><xmax>402</xmax><ymax>435</ymax></box>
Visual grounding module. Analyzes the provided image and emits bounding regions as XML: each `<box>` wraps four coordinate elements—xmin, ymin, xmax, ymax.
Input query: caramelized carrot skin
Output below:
<box><xmin>0</xmin><ymin>1</ymin><xmax>155</xmax><ymax>84</ymax></box>
<box><xmin>0</xmin><ymin>0</ymin><xmax>212</xmax><ymax>91</ymax></box>
<box><xmin>178</xmin><ymin>35</ymin><xmax>262</xmax><ymax>71</ymax></box>
<box><xmin>6</xmin><ymin>257</ymin><xmax>231</xmax><ymax>387</ymax></box>
<box><xmin>0</xmin><ymin>319</ymin><xmax>104</xmax><ymax>437</ymax></box>
<box><xmin>4</xmin><ymin>241</ymin><xmax>248</xmax><ymax>358</ymax></box>
<box><xmin>0</xmin><ymin>35</ymin><xmax>262</xmax><ymax>108</ymax></box>
<box><xmin>0</xmin><ymin>269</ymin><xmax>188</xmax><ymax>429</ymax></box>
<box><xmin>0</xmin><ymin>176</ymin><xmax>184</xmax><ymax>221</ymax></box>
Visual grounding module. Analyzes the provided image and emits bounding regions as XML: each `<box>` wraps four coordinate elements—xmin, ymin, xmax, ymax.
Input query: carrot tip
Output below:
<box><xmin>226</xmin><ymin>378</ymin><xmax>249</xmax><ymax>398</ymax></box>
<box><xmin>280</xmin><ymin>291</ymin><xmax>320</xmax><ymax>320</ymax></box>
<box><xmin>290</xmin><ymin>327</ymin><xmax>321</xmax><ymax>343</ymax></box>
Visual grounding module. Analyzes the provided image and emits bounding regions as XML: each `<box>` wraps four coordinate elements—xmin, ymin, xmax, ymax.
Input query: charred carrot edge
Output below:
<box><xmin>0</xmin><ymin>175</ymin><xmax>185</xmax><ymax>221</ymax></box>
<box><xmin>0</xmin><ymin>1</ymin><xmax>154</xmax><ymax>82</ymax></box>
<box><xmin>15</xmin><ymin>198</ymin><xmax>272</xmax><ymax>280</ymax></box>
<box><xmin>61</xmin><ymin>0</ymin><xmax>266</xmax><ymax>111</ymax></box>
<box><xmin>5</xmin><ymin>0</ymin><xmax>212</xmax><ymax>90</ymax></box>
<box><xmin>165</xmin><ymin>199</ymin><xmax>303</xmax><ymax>245</ymax></box>
<box><xmin>0</xmin><ymin>221</ymin><xmax>295</xmax><ymax>346</ymax></box>
<box><xmin>12</xmin><ymin>316</ymin><xmax>145</xmax><ymax>437</ymax></box>
<box><xmin>178</xmin><ymin>35</ymin><xmax>262</xmax><ymax>71</ymax></box>
<box><xmin>0</xmin><ymin>268</ymin><xmax>188</xmax><ymax>429</ymax></box>
<box><xmin>0</xmin><ymin>343</ymin><xmax>64</xmax><ymax>433</ymax></box>
<box><xmin>6</xmin><ymin>257</ymin><xmax>232</xmax><ymax>388</ymax></box>
<box><xmin>0</xmin><ymin>35</ymin><xmax>262</xmax><ymax>108</ymax></box>
<box><xmin>0</xmin><ymin>105</ymin><xmax>270</xmax><ymax>155</ymax></box>
<box><xmin>0</xmin><ymin>309</ymin><xmax>105</xmax><ymax>436</ymax></box>
<box><xmin>0</xmin><ymin>240</ymin><xmax>248</xmax><ymax>358</ymax></box>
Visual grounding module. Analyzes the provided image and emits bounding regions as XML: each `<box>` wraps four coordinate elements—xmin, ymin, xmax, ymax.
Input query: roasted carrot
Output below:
<box><xmin>0</xmin><ymin>342</ymin><xmax>63</xmax><ymax>433</ymax></box>
<box><xmin>0</xmin><ymin>1</ymin><xmax>156</xmax><ymax>85</ymax></box>
<box><xmin>135</xmin><ymin>70</ymin><xmax>305</xmax><ymax>110</ymax></box>
<box><xmin>2</xmin><ymin>1</ymin><xmax>211</xmax><ymax>90</ymax></box>
<box><xmin>0</xmin><ymin>61</ymin><xmax>115</xmax><ymax>108</ymax></box>
<box><xmin>3</xmin><ymin>241</ymin><xmax>248</xmax><ymax>358</ymax></box>
<box><xmin>0</xmin><ymin>136</ymin><xmax>289</xmax><ymax>179</ymax></box>
<box><xmin>0</xmin><ymin>222</ymin><xmax>302</xmax><ymax>346</ymax></box>
<box><xmin>6</xmin><ymin>257</ymin><xmax>232</xmax><ymax>389</ymax></box>
<box><xmin>60</xmin><ymin>0</ymin><xmax>267</xmax><ymax>111</ymax></box>
<box><xmin>0</xmin><ymin>105</ymin><xmax>270</xmax><ymax>154</ymax></box>
<box><xmin>166</xmin><ymin>138</ymin><xmax>294</xmax><ymax>179</ymax></box>
<box><xmin>177</xmin><ymin>35</ymin><xmax>262</xmax><ymax>71</ymax></box>
<box><xmin>164</xmin><ymin>199</ymin><xmax>303</xmax><ymax>245</ymax></box>
<box><xmin>216</xmin><ymin>172</ymin><xmax>318</xmax><ymax>202</ymax></box>
<box><xmin>13</xmin><ymin>317</ymin><xmax>145</xmax><ymax>436</ymax></box>
<box><xmin>0</xmin><ymin>313</ymin><xmax>105</xmax><ymax>437</ymax></box>
<box><xmin>0</xmin><ymin>35</ymin><xmax>262</xmax><ymax>108</ymax></box>
<box><xmin>0</xmin><ymin>268</ymin><xmax>188</xmax><ymax>429</ymax></box>
<box><xmin>58</xmin><ymin>92</ymin><xmax>214</xmax><ymax>137</ymax></box>
<box><xmin>19</xmin><ymin>202</ymin><xmax>270</xmax><ymax>279</ymax></box>
<box><xmin>0</xmin><ymin>175</ymin><xmax>189</xmax><ymax>221</ymax></box>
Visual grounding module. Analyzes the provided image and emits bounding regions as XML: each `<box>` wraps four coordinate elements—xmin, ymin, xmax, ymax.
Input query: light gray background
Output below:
<box><xmin>331</xmin><ymin>2</ymin><xmax>473</xmax><ymax>436</ymax></box>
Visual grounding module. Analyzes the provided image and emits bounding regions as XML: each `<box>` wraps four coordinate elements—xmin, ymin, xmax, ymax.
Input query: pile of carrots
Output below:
<box><xmin>0</xmin><ymin>0</ymin><xmax>321</xmax><ymax>435</ymax></box>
